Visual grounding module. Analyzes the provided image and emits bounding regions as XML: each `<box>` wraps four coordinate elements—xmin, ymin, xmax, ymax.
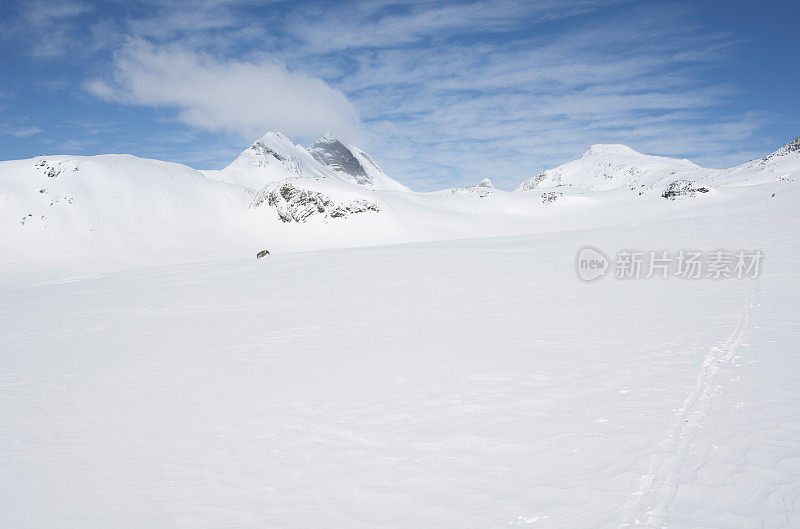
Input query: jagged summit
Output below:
<box><xmin>202</xmin><ymin>131</ymin><xmax>409</xmax><ymax>192</ymax></box>
<box><xmin>764</xmin><ymin>136</ymin><xmax>800</xmax><ymax>160</ymax></box>
<box><xmin>309</xmin><ymin>132</ymin><xmax>371</xmax><ymax>185</ymax></box>
<box><xmin>308</xmin><ymin>132</ymin><xmax>409</xmax><ymax>191</ymax></box>
<box><xmin>247</xmin><ymin>132</ymin><xmax>304</xmax><ymax>165</ymax></box>
<box><xmin>477</xmin><ymin>178</ymin><xmax>494</xmax><ymax>188</ymax></box>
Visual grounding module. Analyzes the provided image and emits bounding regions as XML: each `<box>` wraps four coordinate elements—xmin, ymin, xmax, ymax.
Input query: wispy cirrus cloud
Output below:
<box><xmin>277</xmin><ymin>3</ymin><xmax>755</xmax><ymax>188</ymax></box>
<box><xmin>286</xmin><ymin>0</ymin><xmax>615</xmax><ymax>53</ymax></box>
<box><xmin>1</xmin><ymin>0</ymin><xmax>779</xmax><ymax>188</ymax></box>
<box><xmin>8</xmin><ymin>0</ymin><xmax>95</xmax><ymax>57</ymax></box>
<box><xmin>10</xmin><ymin>126</ymin><xmax>43</xmax><ymax>137</ymax></box>
<box><xmin>0</xmin><ymin>125</ymin><xmax>43</xmax><ymax>138</ymax></box>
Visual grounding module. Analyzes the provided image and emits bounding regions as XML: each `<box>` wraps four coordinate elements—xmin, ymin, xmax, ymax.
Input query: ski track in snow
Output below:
<box><xmin>619</xmin><ymin>289</ymin><xmax>757</xmax><ymax>528</ymax></box>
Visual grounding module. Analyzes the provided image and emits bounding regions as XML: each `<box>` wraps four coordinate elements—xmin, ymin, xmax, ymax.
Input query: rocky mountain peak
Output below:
<box><xmin>309</xmin><ymin>133</ymin><xmax>370</xmax><ymax>185</ymax></box>
<box><xmin>769</xmin><ymin>136</ymin><xmax>800</xmax><ymax>157</ymax></box>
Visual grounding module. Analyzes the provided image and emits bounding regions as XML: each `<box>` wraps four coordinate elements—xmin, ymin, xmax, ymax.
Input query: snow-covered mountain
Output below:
<box><xmin>516</xmin><ymin>137</ymin><xmax>800</xmax><ymax>195</ymax></box>
<box><xmin>1</xmin><ymin>132</ymin><xmax>798</xmax><ymax>284</ymax></box>
<box><xmin>0</xmin><ymin>154</ymin><xmax>264</xmax><ymax>282</ymax></box>
<box><xmin>203</xmin><ymin>131</ymin><xmax>408</xmax><ymax>192</ymax></box>
<box><xmin>516</xmin><ymin>144</ymin><xmax>714</xmax><ymax>194</ymax></box>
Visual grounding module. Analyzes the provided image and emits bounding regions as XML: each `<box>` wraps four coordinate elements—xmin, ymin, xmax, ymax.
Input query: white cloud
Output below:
<box><xmin>86</xmin><ymin>40</ymin><xmax>362</xmax><ymax>142</ymax></box>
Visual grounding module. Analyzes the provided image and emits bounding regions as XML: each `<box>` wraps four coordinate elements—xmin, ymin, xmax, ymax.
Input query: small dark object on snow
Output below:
<box><xmin>772</xmin><ymin>193</ymin><xmax>776</xmax><ymax>197</ymax></box>
<box><xmin>257</xmin><ymin>250</ymin><xmax>270</xmax><ymax>259</ymax></box>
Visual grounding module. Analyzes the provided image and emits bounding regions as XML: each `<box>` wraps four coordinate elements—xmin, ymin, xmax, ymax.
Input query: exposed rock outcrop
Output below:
<box><xmin>661</xmin><ymin>180</ymin><xmax>710</xmax><ymax>199</ymax></box>
<box><xmin>251</xmin><ymin>181</ymin><xmax>380</xmax><ymax>223</ymax></box>
<box><xmin>541</xmin><ymin>191</ymin><xmax>562</xmax><ymax>204</ymax></box>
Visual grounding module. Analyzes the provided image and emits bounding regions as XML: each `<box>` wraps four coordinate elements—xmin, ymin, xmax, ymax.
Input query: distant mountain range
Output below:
<box><xmin>0</xmin><ymin>132</ymin><xmax>797</xmax><ymax>284</ymax></box>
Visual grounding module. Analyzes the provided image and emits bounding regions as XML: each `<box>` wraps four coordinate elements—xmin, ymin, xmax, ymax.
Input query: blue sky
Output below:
<box><xmin>0</xmin><ymin>0</ymin><xmax>798</xmax><ymax>190</ymax></box>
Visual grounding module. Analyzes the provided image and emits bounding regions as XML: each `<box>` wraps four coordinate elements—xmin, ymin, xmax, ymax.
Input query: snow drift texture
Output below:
<box><xmin>1</xmin><ymin>133</ymin><xmax>800</xmax><ymax>529</ymax></box>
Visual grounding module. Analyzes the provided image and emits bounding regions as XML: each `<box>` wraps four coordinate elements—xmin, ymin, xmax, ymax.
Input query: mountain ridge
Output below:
<box><xmin>1</xmin><ymin>132</ymin><xmax>797</xmax><ymax>284</ymax></box>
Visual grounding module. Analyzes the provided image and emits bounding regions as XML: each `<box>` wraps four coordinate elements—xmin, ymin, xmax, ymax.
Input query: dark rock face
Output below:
<box><xmin>251</xmin><ymin>182</ymin><xmax>380</xmax><ymax>223</ymax></box>
<box><xmin>36</xmin><ymin>160</ymin><xmax>63</xmax><ymax>178</ymax></box>
<box><xmin>256</xmin><ymin>250</ymin><xmax>269</xmax><ymax>259</ymax></box>
<box><xmin>783</xmin><ymin>137</ymin><xmax>800</xmax><ymax>154</ymax></box>
<box><xmin>309</xmin><ymin>137</ymin><xmax>371</xmax><ymax>185</ymax></box>
<box><xmin>35</xmin><ymin>159</ymin><xmax>80</xmax><ymax>179</ymax></box>
<box><xmin>519</xmin><ymin>172</ymin><xmax>547</xmax><ymax>191</ymax></box>
<box><xmin>662</xmin><ymin>180</ymin><xmax>710</xmax><ymax>199</ymax></box>
<box><xmin>541</xmin><ymin>191</ymin><xmax>562</xmax><ymax>204</ymax></box>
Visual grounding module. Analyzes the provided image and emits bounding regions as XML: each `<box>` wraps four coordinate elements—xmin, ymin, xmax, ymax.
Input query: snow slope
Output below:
<box><xmin>1</xmin><ymin>134</ymin><xmax>799</xmax><ymax>527</ymax></box>
<box><xmin>0</xmin><ymin>154</ymin><xmax>266</xmax><ymax>282</ymax></box>
<box><xmin>1</xmin><ymin>182</ymin><xmax>798</xmax><ymax>528</ymax></box>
